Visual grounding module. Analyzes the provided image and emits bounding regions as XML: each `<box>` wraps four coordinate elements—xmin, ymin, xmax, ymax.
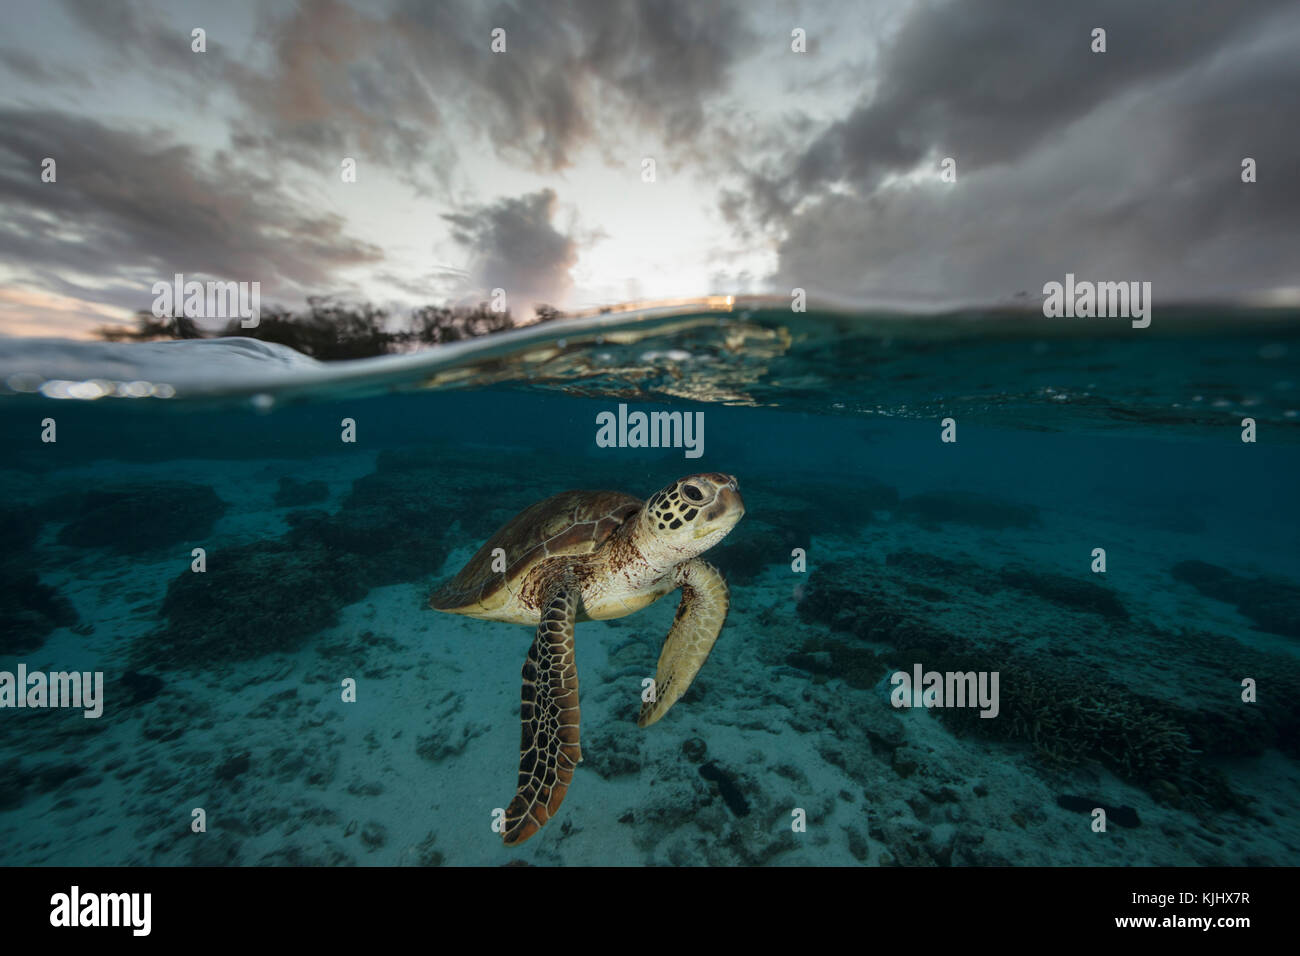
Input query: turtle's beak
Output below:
<box><xmin>700</xmin><ymin>478</ymin><xmax>744</xmax><ymax>535</ymax></box>
<box><xmin>720</xmin><ymin>484</ymin><xmax>744</xmax><ymax>522</ymax></box>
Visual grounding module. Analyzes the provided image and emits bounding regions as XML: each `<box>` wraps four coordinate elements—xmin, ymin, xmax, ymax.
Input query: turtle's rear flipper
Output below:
<box><xmin>638</xmin><ymin>559</ymin><xmax>730</xmax><ymax>727</ymax></box>
<box><xmin>503</xmin><ymin>581</ymin><xmax>582</xmax><ymax>846</ymax></box>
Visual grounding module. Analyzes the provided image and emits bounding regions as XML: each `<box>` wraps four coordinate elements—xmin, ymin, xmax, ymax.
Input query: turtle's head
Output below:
<box><xmin>640</xmin><ymin>473</ymin><xmax>744</xmax><ymax>560</ymax></box>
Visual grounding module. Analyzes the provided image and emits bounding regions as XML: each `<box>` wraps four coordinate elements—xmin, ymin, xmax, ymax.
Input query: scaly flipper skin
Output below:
<box><xmin>638</xmin><ymin>559</ymin><xmax>730</xmax><ymax>727</ymax></box>
<box><xmin>503</xmin><ymin>580</ymin><xmax>582</xmax><ymax>846</ymax></box>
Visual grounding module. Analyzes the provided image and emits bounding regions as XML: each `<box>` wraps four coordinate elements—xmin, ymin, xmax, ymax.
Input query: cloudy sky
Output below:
<box><xmin>1</xmin><ymin>0</ymin><xmax>1297</xmax><ymax>338</ymax></box>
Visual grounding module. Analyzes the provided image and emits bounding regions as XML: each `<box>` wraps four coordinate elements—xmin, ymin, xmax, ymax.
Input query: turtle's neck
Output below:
<box><xmin>622</xmin><ymin>510</ymin><xmax>693</xmax><ymax>587</ymax></box>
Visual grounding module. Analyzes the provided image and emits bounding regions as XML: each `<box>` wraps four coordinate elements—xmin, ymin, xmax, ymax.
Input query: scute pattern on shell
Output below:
<box><xmin>429</xmin><ymin>489</ymin><xmax>642</xmax><ymax>611</ymax></box>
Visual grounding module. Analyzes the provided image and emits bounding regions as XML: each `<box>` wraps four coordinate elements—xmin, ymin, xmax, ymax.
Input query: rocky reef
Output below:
<box><xmin>55</xmin><ymin>482</ymin><xmax>226</xmax><ymax>554</ymax></box>
<box><xmin>0</xmin><ymin>506</ymin><xmax>78</xmax><ymax>653</ymax></box>
<box><xmin>144</xmin><ymin>541</ymin><xmax>367</xmax><ymax>667</ymax></box>
<box><xmin>795</xmin><ymin>556</ymin><xmax>1300</xmax><ymax>813</ymax></box>
<box><xmin>0</xmin><ymin>564</ymin><xmax>78</xmax><ymax>654</ymax></box>
<box><xmin>1171</xmin><ymin>559</ymin><xmax>1300</xmax><ymax>639</ymax></box>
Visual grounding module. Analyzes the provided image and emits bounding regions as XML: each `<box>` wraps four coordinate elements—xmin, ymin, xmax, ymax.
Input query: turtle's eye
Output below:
<box><xmin>681</xmin><ymin>483</ymin><xmax>704</xmax><ymax>502</ymax></box>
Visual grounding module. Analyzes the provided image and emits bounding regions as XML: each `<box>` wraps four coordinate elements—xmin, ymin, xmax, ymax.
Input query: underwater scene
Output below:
<box><xmin>2</xmin><ymin>303</ymin><xmax>1298</xmax><ymax>867</ymax></box>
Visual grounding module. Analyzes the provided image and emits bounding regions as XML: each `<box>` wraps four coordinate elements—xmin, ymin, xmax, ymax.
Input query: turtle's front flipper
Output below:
<box><xmin>638</xmin><ymin>559</ymin><xmax>729</xmax><ymax>728</ymax></box>
<box><xmin>503</xmin><ymin>581</ymin><xmax>582</xmax><ymax>846</ymax></box>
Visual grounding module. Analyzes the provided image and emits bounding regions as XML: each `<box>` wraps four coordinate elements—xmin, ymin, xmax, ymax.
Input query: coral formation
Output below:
<box><xmin>55</xmin><ymin>482</ymin><xmax>226</xmax><ymax>554</ymax></box>
<box><xmin>794</xmin><ymin>559</ymin><xmax>1293</xmax><ymax>812</ymax></box>
<box><xmin>1172</xmin><ymin>560</ymin><xmax>1300</xmax><ymax>639</ymax></box>
<box><xmin>999</xmin><ymin>565</ymin><xmax>1129</xmax><ymax>620</ymax></box>
<box><xmin>144</xmin><ymin>541</ymin><xmax>366</xmax><ymax>667</ymax></box>
<box><xmin>0</xmin><ymin>506</ymin><xmax>77</xmax><ymax>653</ymax></box>
<box><xmin>886</xmin><ymin>549</ymin><xmax>998</xmax><ymax>594</ymax></box>
<box><xmin>0</xmin><ymin>564</ymin><xmax>78</xmax><ymax>654</ymax></box>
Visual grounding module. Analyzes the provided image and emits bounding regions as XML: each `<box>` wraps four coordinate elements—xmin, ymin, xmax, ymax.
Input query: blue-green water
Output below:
<box><xmin>2</xmin><ymin>305</ymin><xmax>1298</xmax><ymax>865</ymax></box>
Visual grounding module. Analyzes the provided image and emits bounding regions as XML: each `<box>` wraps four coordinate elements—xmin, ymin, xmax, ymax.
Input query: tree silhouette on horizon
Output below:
<box><xmin>96</xmin><ymin>297</ymin><xmax>565</xmax><ymax>360</ymax></box>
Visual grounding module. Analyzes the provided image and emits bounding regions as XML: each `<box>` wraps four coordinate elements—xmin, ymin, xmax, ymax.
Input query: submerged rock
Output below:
<box><xmin>698</xmin><ymin>761</ymin><xmax>750</xmax><ymax>817</ymax></box>
<box><xmin>1172</xmin><ymin>560</ymin><xmax>1300</xmax><ymax>639</ymax></box>
<box><xmin>285</xmin><ymin>453</ymin><xmax>460</xmax><ymax>588</ymax></box>
<box><xmin>681</xmin><ymin>737</ymin><xmax>708</xmax><ymax>764</ymax></box>
<box><xmin>787</xmin><ymin>639</ymin><xmax>883</xmax><ymax>690</ymax></box>
<box><xmin>119</xmin><ymin>670</ymin><xmax>165</xmax><ymax>705</ymax></box>
<box><xmin>793</xmin><ymin>560</ymin><xmax>1283</xmax><ymax>810</ymax></box>
<box><xmin>360</xmin><ymin>821</ymin><xmax>388</xmax><ymax>850</ymax></box>
<box><xmin>144</xmin><ymin>540</ymin><xmax>366</xmax><ymax>667</ymax></box>
<box><xmin>55</xmin><ymin>482</ymin><xmax>226</xmax><ymax>554</ymax></box>
<box><xmin>0</xmin><ymin>759</ymin><xmax>28</xmax><ymax>810</ymax></box>
<box><xmin>1000</xmin><ymin>565</ymin><xmax>1129</xmax><ymax>620</ymax></box>
<box><xmin>0</xmin><ymin>507</ymin><xmax>42</xmax><ymax>552</ymax></box>
<box><xmin>886</xmin><ymin>549</ymin><xmax>998</xmax><ymax>594</ymax></box>
<box><xmin>0</xmin><ymin>565</ymin><xmax>78</xmax><ymax>654</ymax></box>
<box><xmin>214</xmin><ymin>752</ymin><xmax>251</xmax><ymax>782</ymax></box>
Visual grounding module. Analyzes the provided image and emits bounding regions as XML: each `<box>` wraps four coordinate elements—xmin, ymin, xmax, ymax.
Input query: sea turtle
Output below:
<box><xmin>429</xmin><ymin>473</ymin><xmax>745</xmax><ymax>846</ymax></box>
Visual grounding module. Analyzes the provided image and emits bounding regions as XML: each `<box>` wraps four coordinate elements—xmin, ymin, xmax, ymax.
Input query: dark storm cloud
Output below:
<box><xmin>442</xmin><ymin>189</ymin><xmax>578</xmax><ymax>307</ymax></box>
<box><xmin>0</xmin><ymin>48</ymin><xmax>90</xmax><ymax>89</ymax></box>
<box><xmin>60</xmin><ymin>0</ymin><xmax>189</xmax><ymax>67</ymax></box>
<box><xmin>751</xmin><ymin>0</ymin><xmax>1300</xmax><ymax>301</ymax></box>
<box><xmin>52</xmin><ymin>0</ymin><xmax>752</xmax><ymax>188</ymax></box>
<box><xmin>0</xmin><ymin>109</ymin><xmax>383</xmax><ymax>306</ymax></box>
<box><xmin>223</xmin><ymin>0</ymin><xmax>752</xmax><ymax>176</ymax></box>
<box><xmin>219</xmin><ymin>0</ymin><xmax>447</xmax><ymax>176</ymax></box>
<box><xmin>787</xmin><ymin>0</ymin><xmax>1288</xmax><ymax>199</ymax></box>
<box><xmin>58</xmin><ymin>0</ymin><xmax>234</xmax><ymax>89</ymax></box>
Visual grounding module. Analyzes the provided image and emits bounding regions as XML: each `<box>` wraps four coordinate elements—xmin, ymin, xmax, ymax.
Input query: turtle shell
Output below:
<box><xmin>429</xmin><ymin>489</ymin><xmax>642</xmax><ymax>614</ymax></box>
